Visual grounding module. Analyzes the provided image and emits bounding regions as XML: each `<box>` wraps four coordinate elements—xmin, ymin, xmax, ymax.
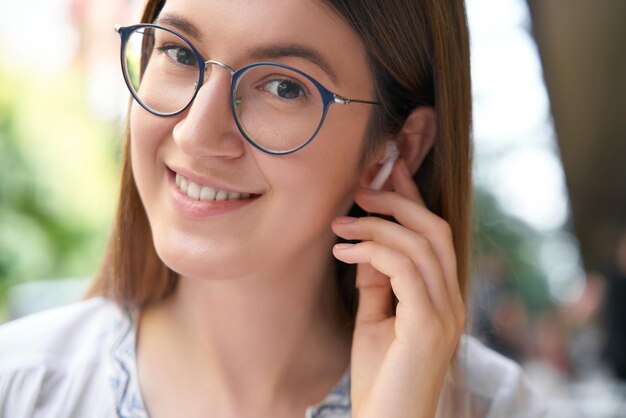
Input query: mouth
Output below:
<box><xmin>172</xmin><ymin>172</ymin><xmax>260</xmax><ymax>202</ymax></box>
<box><xmin>171</xmin><ymin>170</ymin><xmax>262</xmax><ymax>202</ymax></box>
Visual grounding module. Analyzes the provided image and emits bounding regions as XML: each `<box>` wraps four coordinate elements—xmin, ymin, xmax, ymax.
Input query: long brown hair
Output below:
<box><xmin>87</xmin><ymin>0</ymin><xmax>472</xmax><ymax>320</ymax></box>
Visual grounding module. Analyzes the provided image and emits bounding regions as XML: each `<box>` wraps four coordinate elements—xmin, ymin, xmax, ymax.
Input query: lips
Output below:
<box><xmin>175</xmin><ymin>172</ymin><xmax>254</xmax><ymax>201</ymax></box>
<box><xmin>167</xmin><ymin>165</ymin><xmax>263</xmax><ymax>202</ymax></box>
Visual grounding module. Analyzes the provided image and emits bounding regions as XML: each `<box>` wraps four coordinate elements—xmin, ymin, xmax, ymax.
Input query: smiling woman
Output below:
<box><xmin>0</xmin><ymin>1</ymin><xmax>546</xmax><ymax>417</ymax></box>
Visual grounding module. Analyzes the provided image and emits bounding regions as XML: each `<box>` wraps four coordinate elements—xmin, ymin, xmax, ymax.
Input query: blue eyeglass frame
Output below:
<box><xmin>115</xmin><ymin>23</ymin><xmax>380</xmax><ymax>155</ymax></box>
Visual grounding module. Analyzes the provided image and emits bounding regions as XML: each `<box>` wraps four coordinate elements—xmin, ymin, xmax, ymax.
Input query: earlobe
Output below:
<box><xmin>398</xmin><ymin>106</ymin><xmax>437</xmax><ymax>176</ymax></box>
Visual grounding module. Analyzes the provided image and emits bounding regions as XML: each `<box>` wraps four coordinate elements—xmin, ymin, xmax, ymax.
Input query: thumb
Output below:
<box><xmin>355</xmin><ymin>263</ymin><xmax>394</xmax><ymax>324</ymax></box>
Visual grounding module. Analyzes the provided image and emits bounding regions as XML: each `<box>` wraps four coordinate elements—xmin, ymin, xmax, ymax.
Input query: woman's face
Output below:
<box><xmin>130</xmin><ymin>0</ymin><xmax>376</xmax><ymax>279</ymax></box>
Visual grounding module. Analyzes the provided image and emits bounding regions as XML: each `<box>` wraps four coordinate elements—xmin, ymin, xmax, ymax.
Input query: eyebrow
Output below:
<box><xmin>248</xmin><ymin>45</ymin><xmax>338</xmax><ymax>83</ymax></box>
<box><xmin>154</xmin><ymin>12</ymin><xmax>201</xmax><ymax>39</ymax></box>
<box><xmin>154</xmin><ymin>12</ymin><xmax>338</xmax><ymax>83</ymax></box>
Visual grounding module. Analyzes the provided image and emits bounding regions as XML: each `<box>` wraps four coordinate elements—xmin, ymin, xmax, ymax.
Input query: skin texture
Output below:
<box><xmin>130</xmin><ymin>0</ymin><xmax>465</xmax><ymax>417</ymax></box>
<box><xmin>333</xmin><ymin>162</ymin><xmax>466</xmax><ymax>418</ymax></box>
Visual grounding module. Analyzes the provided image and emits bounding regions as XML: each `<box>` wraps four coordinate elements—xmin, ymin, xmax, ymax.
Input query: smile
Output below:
<box><xmin>175</xmin><ymin>172</ymin><xmax>253</xmax><ymax>201</ymax></box>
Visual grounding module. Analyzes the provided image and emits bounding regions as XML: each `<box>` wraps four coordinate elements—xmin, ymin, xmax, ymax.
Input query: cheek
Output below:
<box><xmin>260</xmin><ymin>109</ymin><xmax>370</xmax><ymax>227</ymax></box>
<box><xmin>130</xmin><ymin>105</ymin><xmax>160</xmax><ymax>159</ymax></box>
<box><xmin>129</xmin><ymin>105</ymin><xmax>177</xmax><ymax>195</ymax></box>
<box><xmin>314</xmin><ymin>108</ymin><xmax>371</xmax><ymax>191</ymax></box>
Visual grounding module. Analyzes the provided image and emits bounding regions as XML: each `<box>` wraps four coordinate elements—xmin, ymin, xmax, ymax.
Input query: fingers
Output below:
<box><xmin>353</xmin><ymin>263</ymin><xmax>394</xmax><ymax>324</ymax></box>
<box><xmin>333</xmin><ymin>159</ymin><xmax>465</xmax><ymax>333</ymax></box>
<box><xmin>333</xmin><ymin>241</ymin><xmax>436</xmax><ymax>319</ymax></box>
<box><xmin>355</xmin><ymin>171</ymin><xmax>464</xmax><ymax>322</ymax></box>
<box><xmin>333</xmin><ymin>216</ymin><xmax>451</xmax><ymax>318</ymax></box>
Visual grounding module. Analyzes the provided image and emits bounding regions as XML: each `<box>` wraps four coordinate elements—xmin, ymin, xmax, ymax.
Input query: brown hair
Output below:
<box><xmin>87</xmin><ymin>0</ymin><xmax>472</xmax><ymax>320</ymax></box>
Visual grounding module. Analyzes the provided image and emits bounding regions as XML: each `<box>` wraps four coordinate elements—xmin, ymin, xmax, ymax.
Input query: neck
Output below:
<box><xmin>137</xmin><ymin>243</ymin><xmax>353</xmax><ymax>413</ymax></box>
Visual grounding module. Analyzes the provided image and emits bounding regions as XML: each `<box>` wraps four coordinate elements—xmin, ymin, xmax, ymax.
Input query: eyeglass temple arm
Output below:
<box><xmin>334</xmin><ymin>94</ymin><xmax>380</xmax><ymax>105</ymax></box>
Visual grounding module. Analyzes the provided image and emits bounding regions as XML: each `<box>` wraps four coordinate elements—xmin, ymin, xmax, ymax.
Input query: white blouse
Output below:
<box><xmin>0</xmin><ymin>297</ymin><xmax>547</xmax><ymax>417</ymax></box>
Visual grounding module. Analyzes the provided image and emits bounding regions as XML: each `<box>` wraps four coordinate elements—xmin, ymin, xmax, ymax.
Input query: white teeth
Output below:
<box><xmin>187</xmin><ymin>182</ymin><xmax>200</xmax><ymax>200</ymax></box>
<box><xmin>174</xmin><ymin>172</ymin><xmax>253</xmax><ymax>201</ymax></box>
<box><xmin>200</xmin><ymin>186</ymin><xmax>216</xmax><ymax>201</ymax></box>
<box><xmin>180</xmin><ymin>178</ymin><xmax>189</xmax><ymax>193</ymax></box>
<box><xmin>215</xmin><ymin>190</ymin><xmax>228</xmax><ymax>201</ymax></box>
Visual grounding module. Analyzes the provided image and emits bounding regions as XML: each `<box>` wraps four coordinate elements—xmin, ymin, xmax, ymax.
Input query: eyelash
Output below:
<box><xmin>155</xmin><ymin>44</ymin><xmax>198</xmax><ymax>66</ymax></box>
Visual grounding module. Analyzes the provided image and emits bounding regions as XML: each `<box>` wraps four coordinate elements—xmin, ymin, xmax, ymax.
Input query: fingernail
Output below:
<box><xmin>335</xmin><ymin>216</ymin><xmax>357</xmax><ymax>224</ymax></box>
<box><xmin>359</xmin><ymin>187</ymin><xmax>377</xmax><ymax>194</ymax></box>
<box><xmin>334</xmin><ymin>243</ymin><xmax>354</xmax><ymax>250</ymax></box>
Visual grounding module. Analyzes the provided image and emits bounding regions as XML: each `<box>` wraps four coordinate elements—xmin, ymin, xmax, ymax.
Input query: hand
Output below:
<box><xmin>331</xmin><ymin>159</ymin><xmax>466</xmax><ymax>418</ymax></box>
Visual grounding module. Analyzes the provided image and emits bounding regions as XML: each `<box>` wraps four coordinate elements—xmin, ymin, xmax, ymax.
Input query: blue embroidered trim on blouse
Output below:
<box><xmin>109</xmin><ymin>307</ymin><xmax>148</xmax><ymax>418</ymax></box>
<box><xmin>108</xmin><ymin>306</ymin><xmax>351</xmax><ymax>418</ymax></box>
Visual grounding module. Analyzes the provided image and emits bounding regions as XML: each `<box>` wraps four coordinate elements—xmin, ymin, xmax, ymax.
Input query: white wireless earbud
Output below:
<box><xmin>369</xmin><ymin>141</ymin><xmax>399</xmax><ymax>190</ymax></box>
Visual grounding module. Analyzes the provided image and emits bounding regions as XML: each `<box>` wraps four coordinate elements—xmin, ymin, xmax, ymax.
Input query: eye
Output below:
<box><xmin>264</xmin><ymin>79</ymin><xmax>307</xmax><ymax>100</ymax></box>
<box><xmin>158</xmin><ymin>45</ymin><xmax>198</xmax><ymax>66</ymax></box>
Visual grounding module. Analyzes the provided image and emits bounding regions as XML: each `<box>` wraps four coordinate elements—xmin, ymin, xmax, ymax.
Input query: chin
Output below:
<box><xmin>151</xmin><ymin>231</ymin><xmax>264</xmax><ymax>281</ymax></box>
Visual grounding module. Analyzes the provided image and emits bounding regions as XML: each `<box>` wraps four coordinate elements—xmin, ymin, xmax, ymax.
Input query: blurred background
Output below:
<box><xmin>0</xmin><ymin>0</ymin><xmax>624</xmax><ymax>416</ymax></box>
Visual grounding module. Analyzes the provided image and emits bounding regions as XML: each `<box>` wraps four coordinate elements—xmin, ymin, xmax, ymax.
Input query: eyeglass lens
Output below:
<box><xmin>122</xmin><ymin>26</ymin><xmax>325</xmax><ymax>153</ymax></box>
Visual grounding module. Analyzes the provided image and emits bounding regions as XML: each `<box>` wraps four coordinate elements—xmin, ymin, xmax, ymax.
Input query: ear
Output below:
<box><xmin>360</xmin><ymin>106</ymin><xmax>437</xmax><ymax>187</ymax></box>
<box><xmin>397</xmin><ymin>106</ymin><xmax>437</xmax><ymax>176</ymax></box>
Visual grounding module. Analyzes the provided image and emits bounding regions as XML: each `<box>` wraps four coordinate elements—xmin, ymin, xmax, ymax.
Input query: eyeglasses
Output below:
<box><xmin>114</xmin><ymin>24</ymin><xmax>380</xmax><ymax>155</ymax></box>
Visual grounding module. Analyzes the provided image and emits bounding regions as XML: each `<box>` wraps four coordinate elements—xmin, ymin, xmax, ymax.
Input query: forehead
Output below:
<box><xmin>157</xmin><ymin>0</ymin><xmax>370</xmax><ymax>88</ymax></box>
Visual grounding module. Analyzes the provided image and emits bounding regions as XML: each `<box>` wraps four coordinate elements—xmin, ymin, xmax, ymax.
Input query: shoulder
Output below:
<box><xmin>453</xmin><ymin>335</ymin><xmax>548</xmax><ymax>418</ymax></box>
<box><xmin>0</xmin><ymin>297</ymin><xmax>126</xmax><ymax>417</ymax></box>
<box><xmin>0</xmin><ymin>297</ymin><xmax>123</xmax><ymax>366</ymax></box>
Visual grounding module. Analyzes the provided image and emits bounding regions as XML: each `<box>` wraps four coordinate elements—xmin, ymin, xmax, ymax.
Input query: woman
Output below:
<box><xmin>0</xmin><ymin>0</ymin><xmax>546</xmax><ymax>417</ymax></box>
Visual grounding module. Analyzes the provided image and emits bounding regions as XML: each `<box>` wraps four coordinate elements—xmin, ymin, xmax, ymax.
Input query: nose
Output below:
<box><xmin>172</xmin><ymin>65</ymin><xmax>245</xmax><ymax>159</ymax></box>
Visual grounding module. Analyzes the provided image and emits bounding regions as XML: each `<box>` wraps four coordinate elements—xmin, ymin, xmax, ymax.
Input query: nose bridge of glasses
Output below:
<box><xmin>202</xmin><ymin>60</ymin><xmax>236</xmax><ymax>83</ymax></box>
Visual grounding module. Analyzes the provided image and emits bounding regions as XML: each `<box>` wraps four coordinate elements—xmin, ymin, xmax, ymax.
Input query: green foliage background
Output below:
<box><xmin>472</xmin><ymin>187</ymin><xmax>551</xmax><ymax>312</ymax></box>
<box><xmin>0</xmin><ymin>58</ymin><xmax>119</xmax><ymax>321</ymax></box>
